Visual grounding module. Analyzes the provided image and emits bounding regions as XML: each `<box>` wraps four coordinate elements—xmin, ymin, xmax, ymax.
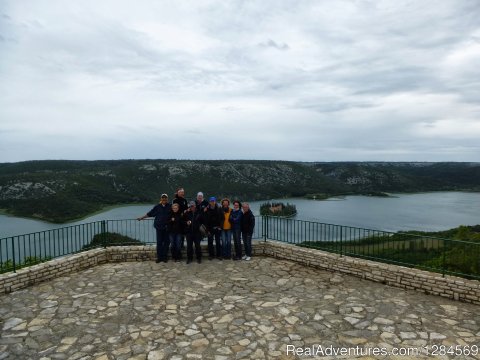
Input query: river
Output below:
<box><xmin>1</xmin><ymin>192</ymin><xmax>479</xmax><ymax>238</ymax></box>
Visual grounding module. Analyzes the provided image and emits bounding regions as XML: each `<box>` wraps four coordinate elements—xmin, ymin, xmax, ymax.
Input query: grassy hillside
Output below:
<box><xmin>0</xmin><ymin>160</ymin><xmax>479</xmax><ymax>223</ymax></box>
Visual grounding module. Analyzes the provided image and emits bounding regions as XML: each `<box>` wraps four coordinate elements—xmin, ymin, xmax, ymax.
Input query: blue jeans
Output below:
<box><xmin>155</xmin><ymin>228</ymin><xmax>170</xmax><ymax>262</ymax></box>
<box><xmin>232</xmin><ymin>229</ymin><xmax>242</xmax><ymax>259</ymax></box>
<box><xmin>207</xmin><ymin>228</ymin><xmax>221</xmax><ymax>258</ymax></box>
<box><xmin>221</xmin><ymin>230</ymin><xmax>232</xmax><ymax>258</ymax></box>
<box><xmin>169</xmin><ymin>233</ymin><xmax>183</xmax><ymax>260</ymax></box>
<box><xmin>242</xmin><ymin>232</ymin><xmax>252</xmax><ymax>257</ymax></box>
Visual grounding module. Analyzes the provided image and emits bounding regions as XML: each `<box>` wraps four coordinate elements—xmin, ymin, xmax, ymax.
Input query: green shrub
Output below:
<box><xmin>83</xmin><ymin>232</ymin><xmax>144</xmax><ymax>250</ymax></box>
<box><xmin>0</xmin><ymin>256</ymin><xmax>52</xmax><ymax>274</ymax></box>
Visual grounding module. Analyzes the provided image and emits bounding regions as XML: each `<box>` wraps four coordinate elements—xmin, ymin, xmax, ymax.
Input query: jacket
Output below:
<box><xmin>241</xmin><ymin>209</ymin><xmax>255</xmax><ymax>235</ymax></box>
<box><xmin>147</xmin><ymin>203</ymin><xmax>171</xmax><ymax>230</ymax></box>
<box><xmin>173</xmin><ymin>195</ymin><xmax>188</xmax><ymax>213</ymax></box>
<box><xmin>195</xmin><ymin>199</ymin><xmax>209</xmax><ymax>212</ymax></box>
<box><xmin>183</xmin><ymin>208</ymin><xmax>203</xmax><ymax>235</ymax></box>
<box><xmin>203</xmin><ymin>204</ymin><xmax>223</xmax><ymax>232</ymax></box>
<box><xmin>167</xmin><ymin>210</ymin><xmax>184</xmax><ymax>234</ymax></box>
<box><xmin>230</xmin><ymin>209</ymin><xmax>243</xmax><ymax>231</ymax></box>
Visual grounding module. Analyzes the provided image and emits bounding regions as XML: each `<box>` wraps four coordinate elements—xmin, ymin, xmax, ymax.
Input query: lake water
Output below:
<box><xmin>1</xmin><ymin>192</ymin><xmax>479</xmax><ymax>239</ymax></box>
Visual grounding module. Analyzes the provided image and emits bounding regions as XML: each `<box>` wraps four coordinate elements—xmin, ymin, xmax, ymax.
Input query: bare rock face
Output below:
<box><xmin>0</xmin><ymin>181</ymin><xmax>56</xmax><ymax>200</ymax></box>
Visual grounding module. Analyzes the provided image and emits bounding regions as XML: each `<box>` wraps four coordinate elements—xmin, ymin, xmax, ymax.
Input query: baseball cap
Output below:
<box><xmin>209</xmin><ymin>196</ymin><xmax>216</xmax><ymax>202</ymax></box>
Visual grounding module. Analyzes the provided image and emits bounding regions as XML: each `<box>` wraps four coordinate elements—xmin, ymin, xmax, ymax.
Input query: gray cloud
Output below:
<box><xmin>0</xmin><ymin>0</ymin><xmax>479</xmax><ymax>162</ymax></box>
<box><xmin>258</xmin><ymin>39</ymin><xmax>289</xmax><ymax>51</ymax></box>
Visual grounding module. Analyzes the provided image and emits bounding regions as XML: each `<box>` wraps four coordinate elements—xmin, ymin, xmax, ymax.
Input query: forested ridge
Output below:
<box><xmin>0</xmin><ymin>160</ymin><xmax>479</xmax><ymax>223</ymax></box>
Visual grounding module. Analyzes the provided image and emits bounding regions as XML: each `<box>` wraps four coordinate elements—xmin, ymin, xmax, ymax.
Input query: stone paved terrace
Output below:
<box><xmin>1</xmin><ymin>257</ymin><xmax>479</xmax><ymax>360</ymax></box>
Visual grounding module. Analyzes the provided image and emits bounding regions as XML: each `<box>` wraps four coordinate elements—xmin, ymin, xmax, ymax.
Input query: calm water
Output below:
<box><xmin>0</xmin><ymin>192</ymin><xmax>479</xmax><ymax>238</ymax></box>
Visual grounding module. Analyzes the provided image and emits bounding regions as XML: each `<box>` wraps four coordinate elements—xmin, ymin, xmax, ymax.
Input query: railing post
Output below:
<box><xmin>442</xmin><ymin>238</ymin><xmax>446</xmax><ymax>277</ymax></box>
<box><xmin>11</xmin><ymin>237</ymin><xmax>16</xmax><ymax>273</ymax></box>
<box><xmin>262</xmin><ymin>216</ymin><xmax>265</xmax><ymax>242</ymax></box>
<box><xmin>263</xmin><ymin>216</ymin><xmax>268</xmax><ymax>242</ymax></box>
<box><xmin>339</xmin><ymin>226</ymin><xmax>343</xmax><ymax>257</ymax></box>
<box><xmin>102</xmin><ymin>220</ymin><xmax>108</xmax><ymax>248</ymax></box>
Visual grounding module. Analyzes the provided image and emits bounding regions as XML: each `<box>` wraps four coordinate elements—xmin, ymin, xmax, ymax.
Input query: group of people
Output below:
<box><xmin>137</xmin><ymin>188</ymin><xmax>255</xmax><ymax>264</ymax></box>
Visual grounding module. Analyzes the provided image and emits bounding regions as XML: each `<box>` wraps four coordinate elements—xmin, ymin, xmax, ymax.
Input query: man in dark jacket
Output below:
<box><xmin>173</xmin><ymin>188</ymin><xmax>188</xmax><ymax>213</ymax></box>
<box><xmin>204</xmin><ymin>197</ymin><xmax>223</xmax><ymax>260</ymax></box>
<box><xmin>168</xmin><ymin>203</ymin><xmax>184</xmax><ymax>262</ymax></box>
<box><xmin>137</xmin><ymin>194</ymin><xmax>171</xmax><ymax>263</ymax></box>
<box><xmin>241</xmin><ymin>202</ymin><xmax>255</xmax><ymax>261</ymax></box>
<box><xmin>183</xmin><ymin>201</ymin><xmax>203</xmax><ymax>264</ymax></box>
<box><xmin>195</xmin><ymin>191</ymin><xmax>209</xmax><ymax>212</ymax></box>
<box><xmin>173</xmin><ymin>187</ymin><xmax>188</xmax><ymax>249</ymax></box>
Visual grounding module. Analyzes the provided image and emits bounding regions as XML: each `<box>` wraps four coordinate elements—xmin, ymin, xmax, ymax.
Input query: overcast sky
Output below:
<box><xmin>1</xmin><ymin>0</ymin><xmax>479</xmax><ymax>163</ymax></box>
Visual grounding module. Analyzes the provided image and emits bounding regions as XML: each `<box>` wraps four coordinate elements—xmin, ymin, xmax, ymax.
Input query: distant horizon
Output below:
<box><xmin>1</xmin><ymin>1</ymin><xmax>479</xmax><ymax>163</ymax></box>
<box><xmin>1</xmin><ymin>158</ymin><xmax>479</xmax><ymax>165</ymax></box>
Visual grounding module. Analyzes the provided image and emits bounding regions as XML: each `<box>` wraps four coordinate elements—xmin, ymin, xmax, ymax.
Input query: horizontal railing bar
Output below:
<box><xmin>263</xmin><ymin>215</ymin><xmax>480</xmax><ymax>281</ymax></box>
<box><xmin>262</xmin><ymin>215</ymin><xmax>462</xmax><ymax>244</ymax></box>
<box><xmin>0</xmin><ymin>221</ymin><xmax>106</xmax><ymax>241</ymax></box>
<box><xmin>1</xmin><ymin>216</ymin><xmax>479</xmax><ymax>281</ymax></box>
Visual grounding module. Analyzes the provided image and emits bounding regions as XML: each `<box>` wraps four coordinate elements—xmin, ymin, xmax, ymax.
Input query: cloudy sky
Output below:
<box><xmin>1</xmin><ymin>0</ymin><xmax>479</xmax><ymax>163</ymax></box>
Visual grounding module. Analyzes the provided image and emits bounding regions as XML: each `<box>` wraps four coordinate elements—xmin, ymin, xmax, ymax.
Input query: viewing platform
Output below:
<box><xmin>1</xmin><ymin>242</ymin><xmax>480</xmax><ymax>360</ymax></box>
<box><xmin>1</xmin><ymin>217</ymin><xmax>479</xmax><ymax>359</ymax></box>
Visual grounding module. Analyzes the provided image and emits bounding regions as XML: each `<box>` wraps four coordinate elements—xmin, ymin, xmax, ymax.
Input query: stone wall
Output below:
<box><xmin>0</xmin><ymin>249</ymin><xmax>106</xmax><ymax>294</ymax></box>
<box><xmin>263</xmin><ymin>240</ymin><xmax>480</xmax><ymax>305</ymax></box>
<box><xmin>0</xmin><ymin>243</ymin><xmax>266</xmax><ymax>294</ymax></box>
<box><xmin>1</xmin><ymin>241</ymin><xmax>479</xmax><ymax>306</ymax></box>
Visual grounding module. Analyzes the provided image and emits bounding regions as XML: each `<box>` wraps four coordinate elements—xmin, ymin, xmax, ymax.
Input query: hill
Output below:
<box><xmin>0</xmin><ymin>160</ymin><xmax>479</xmax><ymax>223</ymax></box>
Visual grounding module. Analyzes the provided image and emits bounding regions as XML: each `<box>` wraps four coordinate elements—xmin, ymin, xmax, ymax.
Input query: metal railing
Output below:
<box><xmin>1</xmin><ymin>216</ymin><xmax>479</xmax><ymax>280</ymax></box>
<box><xmin>1</xmin><ymin>221</ymin><xmax>113</xmax><ymax>273</ymax></box>
<box><xmin>262</xmin><ymin>216</ymin><xmax>480</xmax><ymax>280</ymax></box>
<box><xmin>0</xmin><ymin>217</ymin><xmax>264</xmax><ymax>273</ymax></box>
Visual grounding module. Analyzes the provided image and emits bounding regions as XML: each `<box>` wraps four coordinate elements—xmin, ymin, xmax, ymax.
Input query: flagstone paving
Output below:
<box><xmin>0</xmin><ymin>257</ymin><xmax>479</xmax><ymax>359</ymax></box>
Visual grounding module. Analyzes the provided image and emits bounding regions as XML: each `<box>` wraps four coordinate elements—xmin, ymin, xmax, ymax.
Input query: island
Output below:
<box><xmin>260</xmin><ymin>202</ymin><xmax>297</xmax><ymax>217</ymax></box>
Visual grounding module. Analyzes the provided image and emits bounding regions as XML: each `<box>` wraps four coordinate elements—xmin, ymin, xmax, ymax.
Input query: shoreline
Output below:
<box><xmin>0</xmin><ymin>203</ymin><xmax>153</xmax><ymax>225</ymax></box>
<box><xmin>68</xmin><ymin>203</ymin><xmax>153</xmax><ymax>223</ymax></box>
<box><xmin>2</xmin><ymin>192</ymin><xmax>480</xmax><ymax>239</ymax></box>
<box><xmin>2</xmin><ymin>190</ymin><xmax>480</xmax><ymax>224</ymax></box>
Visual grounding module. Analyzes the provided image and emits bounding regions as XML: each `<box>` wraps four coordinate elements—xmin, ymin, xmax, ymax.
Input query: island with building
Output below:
<box><xmin>260</xmin><ymin>202</ymin><xmax>297</xmax><ymax>217</ymax></box>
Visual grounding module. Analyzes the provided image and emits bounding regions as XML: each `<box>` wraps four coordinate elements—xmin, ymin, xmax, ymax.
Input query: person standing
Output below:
<box><xmin>195</xmin><ymin>191</ymin><xmax>209</xmax><ymax>212</ymax></box>
<box><xmin>168</xmin><ymin>203</ymin><xmax>184</xmax><ymax>262</ymax></box>
<box><xmin>204</xmin><ymin>197</ymin><xmax>223</xmax><ymax>260</ymax></box>
<box><xmin>183</xmin><ymin>201</ymin><xmax>203</xmax><ymax>264</ymax></box>
<box><xmin>173</xmin><ymin>187</ymin><xmax>188</xmax><ymax>213</ymax></box>
<box><xmin>230</xmin><ymin>200</ymin><xmax>243</xmax><ymax>260</ymax></box>
<box><xmin>241</xmin><ymin>202</ymin><xmax>255</xmax><ymax>261</ymax></box>
<box><xmin>220</xmin><ymin>198</ymin><xmax>232</xmax><ymax>260</ymax></box>
<box><xmin>173</xmin><ymin>187</ymin><xmax>188</xmax><ymax>249</ymax></box>
<box><xmin>137</xmin><ymin>194</ymin><xmax>171</xmax><ymax>263</ymax></box>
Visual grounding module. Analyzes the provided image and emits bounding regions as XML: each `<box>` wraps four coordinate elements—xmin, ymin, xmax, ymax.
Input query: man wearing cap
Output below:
<box><xmin>203</xmin><ymin>196</ymin><xmax>223</xmax><ymax>260</ymax></box>
<box><xmin>137</xmin><ymin>194</ymin><xmax>171</xmax><ymax>263</ymax></box>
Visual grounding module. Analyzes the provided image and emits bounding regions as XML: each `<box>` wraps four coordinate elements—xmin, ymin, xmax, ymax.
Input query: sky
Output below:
<box><xmin>0</xmin><ymin>0</ymin><xmax>479</xmax><ymax>163</ymax></box>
